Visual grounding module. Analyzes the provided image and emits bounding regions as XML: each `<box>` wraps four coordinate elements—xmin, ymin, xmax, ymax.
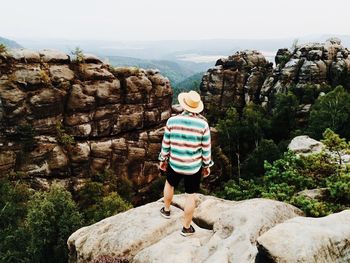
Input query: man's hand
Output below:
<box><xmin>202</xmin><ymin>167</ymin><xmax>210</xmax><ymax>178</ymax></box>
<box><xmin>159</xmin><ymin>161</ymin><xmax>168</xmax><ymax>172</ymax></box>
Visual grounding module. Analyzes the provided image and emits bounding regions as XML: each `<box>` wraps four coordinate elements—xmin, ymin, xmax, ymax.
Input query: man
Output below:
<box><xmin>158</xmin><ymin>90</ymin><xmax>214</xmax><ymax>237</ymax></box>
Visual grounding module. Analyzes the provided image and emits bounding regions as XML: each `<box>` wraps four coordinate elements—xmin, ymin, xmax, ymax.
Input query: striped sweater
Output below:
<box><xmin>158</xmin><ymin>111</ymin><xmax>214</xmax><ymax>175</ymax></box>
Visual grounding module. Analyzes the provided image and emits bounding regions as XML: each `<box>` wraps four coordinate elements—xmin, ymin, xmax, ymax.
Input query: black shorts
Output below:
<box><xmin>166</xmin><ymin>164</ymin><xmax>202</xmax><ymax>194</ymax></box>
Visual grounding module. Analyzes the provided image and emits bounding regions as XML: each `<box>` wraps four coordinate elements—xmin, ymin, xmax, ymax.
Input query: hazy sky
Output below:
<box><xmin>1</xmin><ymin>0</ymin><xmax>349</xmax><ymax>41</ymax></box>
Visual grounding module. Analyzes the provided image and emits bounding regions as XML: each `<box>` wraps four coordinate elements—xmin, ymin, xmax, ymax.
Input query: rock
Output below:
<box><xmin>69</xmin><ymin>142</ymin><xmax>90</xmax><ymax>163</ymax></box>
<box><xmin>296</xmin><ymin>188</ymin><xmax>328</xmax><ymax>200</ymax></box>
<box><xmin>256</xmin><ymin>210</ymin><xmax>350</xmax><ymax>263</ymax></box>
<box><xmin>14</xmin><ymin>67</ymin><xmax>43</xmax><ymax>85</ymax></box>
<box><xmin>83</xmin><ymin>54</ymin><xmax>103</xmax><ymax>64</ymax></box>
<box><xmin>49</xmin><ymin>65</ymin><xmax>75</xmax><ymax>82</ymax></box>
<box><xmin>0</xmin><ymin>150</ymin><xmax>16</xmax><ymax>172</ymax></box>
<box><xmin>79</xmin><ymin>64</ymin><xmax>114</xmax><ymax>80</ymax></box>
<box><xmin>67</xmin><ymin>194</ymin><xmax>303</xmax><ymax>263</ymax></box>
<box><xmin>200</xmin><ymin>50</ymin><xmax>272</xmax><ymax>113</ymax></box>
<box><xmin>8</xmin><ymin>49</ymin><xmax>41</xmax><ymax>62</ymax></box>
<box><xmin>40</xmin><ymin>49</ymin><xmax>70</xmax><ymax>63</ymax></box>
<box><xmin>0</xmin><ymin>48</ymin><xmax>173</xmax><ymax>196</ymax></box>
<box><xmin>288</xmin><ymin>135</ymin><xmax>324</xmax><ymax>155</ymax></box>
<box><xmin>68</xmin><ymin>202</ymin><xmax>186</xmax><ymax>262</ymax></box>
<box><xmin>67</xmin><ymin>84</ymin><xmax>95</xmax><ymax>112</ymax></box>
<box><xmin>171</xmin><ymin>104</ymin><xmax>183</xmax><ymax>114</ymax></box>
<box><xmin>260</xmin><ymin>39</ymin><xmax>350</xmax><ymax>106</ymax></box>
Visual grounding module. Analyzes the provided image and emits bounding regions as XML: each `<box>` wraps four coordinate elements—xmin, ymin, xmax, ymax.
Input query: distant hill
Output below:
<box><xmin>107</xmin><ymin>55</ymin><xmax>196</xmax><ymax>85</ymax></box>
<box><xmin>0</xmin><ymin>36</ymin><xmax>22</xmax><ymax>48</ymax></box>
<box><xmin>172</xmin><ymin>72</ymin><xmax>204</xmax><ymax>104</ymax></box>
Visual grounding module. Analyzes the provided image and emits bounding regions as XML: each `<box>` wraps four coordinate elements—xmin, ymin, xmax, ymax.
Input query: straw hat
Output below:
<box><xmin>178</xmin><ymin>90</ymin><xmax>204</xmax><ymax>113</ymax></box>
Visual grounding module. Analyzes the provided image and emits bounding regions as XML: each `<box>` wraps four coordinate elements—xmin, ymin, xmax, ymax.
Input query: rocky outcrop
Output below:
<box><xmin>67</xmin><ymin>194</ymin><xmax>303</xmax><ymax>263</ymax></box>
<box><xmin>260</xmin><ymin>38</ymin><xmax>350</xmax><ymax>106</ymax></box>
<box><xmin>256</xmin><ymin>210</ymin><xmax>350</xmax><ymax>263</ymax></box>
<box><xmin>200</xmin><ymin>38</ymin><xmax>350</xmax><ymax>116</ymax></box>
<box><xmin>0</xmin><ymin>49</ymin><xmax>172</xmax><ymax>196</ymax></box>
<box><xmin>200</xmin><ymin>50</ymin><xmax>273</xmax><ymax>113</ymax></box>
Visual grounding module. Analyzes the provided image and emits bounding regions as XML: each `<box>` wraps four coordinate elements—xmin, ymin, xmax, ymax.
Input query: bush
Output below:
<box><xmin>290</xmin><ymin>195</ymin><xmax>333</xmax><ymax>217</ymax></box>
<box><xmin>308</xmin><ymin>86</ymin><xmax>350</xmax><ymax>140</ymax></box>
<box><xmin>327</xmin><ymin>173</ymin><xmax>350</xmax><ymax>203</ymax></box>
<box><xmin>71</xmin><ymin>47</ymin><xmax>85</xmax><ymax>64</ymax></box>
<box><xmin>217</xmin><ymin>178</ymin><xmax>263</xmax><ymax>200</ymax></box>
<box><xmin>92</xmin><ymin>192</ymin><xmax>132</xmax><ymax>222</ymax></box>
<box><xmin>26</xmin><ymin>184</ymin><xmax>84</xmax><ymax>263</ymax></box>
<box><xmin>56</xmin><ymin>121</ymin><xmax>75</xmax><ymax>149</ymax></box>
<box><xmin>76</xmin><ymin>171</ymin><xmax>133</xmax><ymax>224</ymax></box>
<box><xmin>0</xmin><ymin>43</ymin><xmax>7</xmax><ymax>54</ymax></box>
<box><xmin>0</xmin><ymin>179</ymin><xmax>31</xmax><ymax>263</ymax></box>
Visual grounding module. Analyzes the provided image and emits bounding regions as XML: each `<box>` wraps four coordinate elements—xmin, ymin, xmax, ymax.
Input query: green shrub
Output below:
<box><xmin>217</xmin><ymin>178</ymin><xmax>263</xmax><ymax>200</ymax></box>
<box><xmin>327</xmin><ymin>173</ymin><xmax>350</xmax><ymax>203</ymax></box>
<box><xmin>290</xmin><ymin>195</ymin><xmax>333</xmax><ymax>217</ymax></box>
<box><xmin>76</xmin><ymin>171</ymin><xmax>133</xmax><ymax>224</ymax></box>
<box><xmin>26</xmin><ymin>184</ymin><xmax>84</xmax><ymax>263</ymax></box>
<box><xmin>0</xmin><ymin>43</ymin><xmax>7</xmax><ymax>54</ymax></box>
<box><xmin>0</xmin><ymin>179</ymin><xmax>31</xmax><ymax>263</ymax></box>
<box><xmin>308</xmin><ymin>86</ymin><xmax>350</xmax><ymax>140</ymax></box>
<box><xmin>71</xmin><ymin>47</ymin><xmax>85</xmax><ymax>64</ymax></box>
<box><xmin>56</xmin><ymin>121</ymin><xmax>75</xmax><ymax>149</ymax></box>
<box><xmin>92</xmin><ymin>192</ymin><xmax>132</xmax><ymax>222</ymax></box>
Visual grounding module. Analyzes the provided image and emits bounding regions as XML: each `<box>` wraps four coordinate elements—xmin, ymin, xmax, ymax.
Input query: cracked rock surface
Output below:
<box><xmin>67</xmin><ymin>194</ymin><xmax>304</xmax><ymax>263</ymax></box>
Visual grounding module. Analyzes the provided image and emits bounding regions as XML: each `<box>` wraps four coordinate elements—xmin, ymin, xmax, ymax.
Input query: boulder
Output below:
<box><xmin>67</xmin><ymin>194</ymin><xmax>303</xmax><ymax>263</ymax></box>
<box><xmin>40</xmin><ymin>49</ymin><xmax>70</xmax><ymax>63</ymax></box>
<box><xmin>256</xmin><ymin>210</ymin><xmax>350</xmax><ymax>263</ymax></box>
<box><xmin>288</xmin><ymin>135</ymin><xmax>324</xmax><ymax>155</ymax></box>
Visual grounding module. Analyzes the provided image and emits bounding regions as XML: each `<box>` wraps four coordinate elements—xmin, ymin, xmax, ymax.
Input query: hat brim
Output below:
<box><xmin>178</xmin><ymin>93</ymin><xmax>204</xmax><ymax>114</ymax></box>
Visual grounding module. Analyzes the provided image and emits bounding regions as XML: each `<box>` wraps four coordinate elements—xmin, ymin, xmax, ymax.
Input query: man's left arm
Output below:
<box><xmin>158</xmin><ymin>121</ymin><xmax>171</xmax><ymax>171</ymax></box>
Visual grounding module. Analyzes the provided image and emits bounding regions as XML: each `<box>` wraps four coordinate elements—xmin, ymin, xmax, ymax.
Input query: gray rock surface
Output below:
<box><xmin>256</xmin><ymin>210</ymin><xmax>350</xmax><ymax>263</ymax></box>
<box><xmin>288</xmin><ymin>135</ymin><xmax>324</xmax><ymax>155</ymax></box>
<box><xmin>67</xmin><ymin>194</ymin><xmax>303</xmax><ymax>263</ymax></box>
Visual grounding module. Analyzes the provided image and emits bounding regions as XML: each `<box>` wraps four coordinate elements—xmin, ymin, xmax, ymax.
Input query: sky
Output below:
<box><xmin>1</xmin><ymin>0</ymin><xmax>349</xmax><ymax>41</ymax></box>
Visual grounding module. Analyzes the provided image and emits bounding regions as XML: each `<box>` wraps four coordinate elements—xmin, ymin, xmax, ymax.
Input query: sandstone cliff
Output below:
<box><xmin>200</xmin><ymin>50</ymin><xmax>273</xmax><ymax>113</ymax></box>
<box><xmin>200</xmin><ymin>38</ymin><xmax>350</xmax><ymax>114</ymax></box>
<box><xmin>0</xmin><ymin>49</ymin><xmax>172</xmax><ymax>197</ymax></box>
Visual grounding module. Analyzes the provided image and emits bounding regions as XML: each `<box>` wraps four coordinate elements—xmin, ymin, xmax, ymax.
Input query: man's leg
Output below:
<box><xmin>163</xmin><ymin>180</ymin><xmax>174</xmax><ymax>211</ymax></box>
<box><xmin>183</xmin><ymin>193</ymin><xmax>196</xmax><ymax>228</ymax></box>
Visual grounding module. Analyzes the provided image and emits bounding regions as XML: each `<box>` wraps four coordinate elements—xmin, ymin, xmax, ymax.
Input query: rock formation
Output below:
<box><xmin>200</xmin><ymin>50</ymin><xmax>273</xmax><ymax>113</ymax></box>
<box><xmin>200</xmin><ymin>38</ymin><xmax>350</xmax><ymax>116</ymax></box>
<box><xmin>0</xmin><ymin>49</ymin><xmax>172</xmax><ymax>197</ymax></box>
<box><xmin>260</xmin><ymin>37</ymin><xmax>350</xmax><ymax>105</ymax></box>
<box><xmin>67</xmin><ymin>194</ymin><xmax>304</xmax><ymax>263</ymax></box>
<box><xmin>256</xmin><ymin>210</ymin><xmax>350</xmax><ymax>263</ymax></box>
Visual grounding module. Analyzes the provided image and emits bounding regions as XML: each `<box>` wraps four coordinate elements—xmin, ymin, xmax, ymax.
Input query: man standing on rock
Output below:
<box><xmin>158</xmin><ymin>90</ymin><xmax>213</xmax><ymax>236</ymax></box>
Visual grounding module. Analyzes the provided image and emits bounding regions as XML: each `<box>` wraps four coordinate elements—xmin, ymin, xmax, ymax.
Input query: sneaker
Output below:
<box><xmin>181</xmin><ymin>225</ymin><xmax>195</xmax><ymax>237</ymax></box>
<box><xmin>160</xmin><ymin>207</ymin><xmax>170</xmax><ymax>219</ymax></box>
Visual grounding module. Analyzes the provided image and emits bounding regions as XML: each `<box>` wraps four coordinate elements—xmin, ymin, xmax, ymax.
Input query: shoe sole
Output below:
<box><xmin>180</xmin><ymin>231</ymin><xmax>195</xmax><ymax>237</ymax></box>
<box><xmin>160</xmin><ymin>212</ymin><xmax>170</xmax><ymax>219</ymax></box>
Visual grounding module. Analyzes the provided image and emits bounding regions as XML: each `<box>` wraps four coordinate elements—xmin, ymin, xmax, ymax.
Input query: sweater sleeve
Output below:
<box><xmin>158</xmin><ymin>120</ymin><xmax>171</xmax><ymax>162</ymax></box>
<box><xmin>201</xmin><ymin>123</ymin><xmax>214</xmax><ymax>168</ymax></box>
